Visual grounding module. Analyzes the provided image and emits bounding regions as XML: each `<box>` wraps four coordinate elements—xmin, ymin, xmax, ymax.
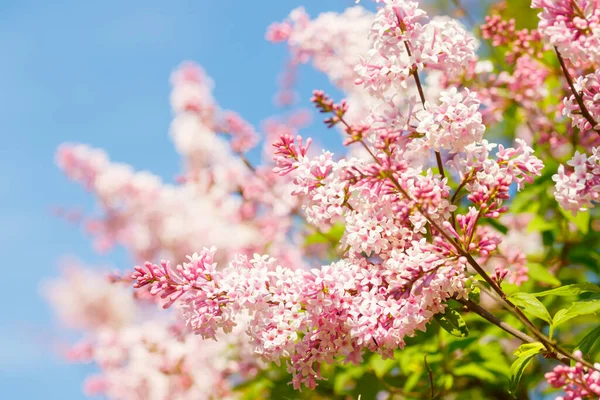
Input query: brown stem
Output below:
<box><xmin>435</xmin><ymin>152</ymin><xmax>446</xmax><ymax>180</ymax></box>
<box><xmin>424</xmin><ymin>355</ymin><xmax>435</xmax><ymax>398</ymax></box>
<box><xmin>555</xmin><ymin>47</ymin><xmax>600</xmax><ymax>135</ymax></box>
<box><xmin>359</xmin><ymin>140</ymin><xmax>380</xmax><ymax>164</ymax></box>
<box><xmin>239</xmin><ymin>154</ymin><xmax>256</xmax><ymax>173</ymax></box>
<box><xmin>410</xmin><ymin>66</ymin><xmax>445</xmax><ymax>179</ymax></box>
<box><xmin>405</xmin><ymin>52</ymin><xmax>446</xmax><ymax>180</ymax></box>
<box><xmin>457</xmin><ymin>297</ymin><xmax>571</xmax><ymax>365</ymax></box>
<box><xmin>451</xmin><ymin>172</ymin><xmax>474</xmax><ymax>205</ymax></box>
<box><xmin>457</xmin><ymin>297</ymin><xmax>539</xmax><ymax>345</ymax></box>
<box><xmin>395</xmin><ymin>10</ymin><xmax>446</xmax><ymax>181</ymax></box>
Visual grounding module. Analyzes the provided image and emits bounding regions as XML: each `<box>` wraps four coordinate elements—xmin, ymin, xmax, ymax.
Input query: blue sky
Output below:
<box><xmin>0</xmin><ymin>0</ymin><xmax>357</xmax><ymax>398</ymax></box>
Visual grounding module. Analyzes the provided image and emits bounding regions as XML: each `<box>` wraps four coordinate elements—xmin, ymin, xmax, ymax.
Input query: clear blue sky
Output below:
<box><xmin>0</xmin><ymin>0</ymin><xmax>357</xmax><ymax>398</ymax></box>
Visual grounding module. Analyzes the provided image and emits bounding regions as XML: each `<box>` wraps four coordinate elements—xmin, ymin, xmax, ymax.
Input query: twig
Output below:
<box><xmin>555</xmin><ymin>47</ymin><xmax>600</xmax><ymax>135</ymax></box>
<box><xmin>393</xmin><ymin>9</ymin><xmax>446</xmax><ymax>180</ymax></box>
<box><xmin>404</xmin><ymin>42</ymin><xmax>446</xmax><ymax>180</ymax></box>
<box><xmin>456</xmin><ymin>297</ymin><xmax>571</xmax><ymax>365</ymax></box>
<box><xmin>424</xmin><ymin>355</ymin><xmax>435</xmax><ymax>398</ymax></box>
<box><xmin>457</xmin><ymin>297</ymin><xmax>538</xmax><ymax>346</ymax></box>
<box><xmin>239</xmin><ymin>154</ymin><xmax>256</xmax><ymax>173</ymax></box>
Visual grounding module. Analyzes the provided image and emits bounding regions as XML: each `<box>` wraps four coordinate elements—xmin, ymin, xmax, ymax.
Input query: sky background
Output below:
<box><xmin>0</xmin><ymin>0</ymin><xmax>361</xmax><ymax>398</ymax></box>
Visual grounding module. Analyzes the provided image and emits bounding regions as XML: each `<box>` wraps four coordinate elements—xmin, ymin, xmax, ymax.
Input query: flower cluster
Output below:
<box><xmin>481</xmin><ymin>15</ymin><xmax>546</xmax><ymax>63</ymax></box>
<box><xmin>416</xmin><ymin>87</ymin><xmax>486</xmax><ymax>153</ymax></box>
<box><xmin>563</xmin><ymin>69</ymin><xmax>600</xmax><ymax>132</ymax></box>
<box><xmin>49</xmin><ymin>63</ymin><xmax>311</xmax><ymax>397</ymax></box>
<box><xmin>533</xmin><ymin>0</ymin><xmax>600</xmax><ymax>66</ymax></box>
<box><xmin>554</xmin><ymin>147</ymin><xmax>600</xmax><ymax>214</ymax></box>
<box><xmin>267</xmin><ymin>6</ymin><xmax>373</xmax><ymax>91</ymax></box>
<box><xmin>43</xmin><ymin>258</ymin><xmax>135</xmax><ymax>330</ymax></box>
<box><xmin>55</xmin><ymin>63</ymin><xmax>306</xmax><ymax>262</ymax></box>
<box><xmin>545</xmin><ymin>351</ymin><xmax>600</xmax><ymax>400</ymax></box>
<box><xmin>355</xmin><ymin>0</ymin><xmax>477</xmax><ymax>97</ymax></box>
<box><xmin>448</xmin><ymin>139</ymin><xmax>544</xmax><ymax>217</ymax></box>
<box><xmin>44</xmin><ymin>260</ymin><xmax>261</xmax><ymax>400</ymax></box>
<box><xmin>133</xmin><ymin>244</ymin><xmax>467</xmax><ymax>389</ymax></box>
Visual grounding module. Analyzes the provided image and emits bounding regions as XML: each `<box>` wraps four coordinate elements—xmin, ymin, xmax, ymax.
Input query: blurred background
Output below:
<box><xmin>0</xmin><ymin>0</ymin><xmax>357</xmax><ymax>397</ymax></box>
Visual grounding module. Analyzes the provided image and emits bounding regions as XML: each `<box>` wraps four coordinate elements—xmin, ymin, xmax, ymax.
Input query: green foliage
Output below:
<box><xmin>513</xmin><ymin>342</ymin><xmax>545</xmax><ymax>357</ymax></box>
<box><xmin>527</xmin><ymin>263</ymin><xmax>561</xmax><ymax>286</ymax></box>
<box><xmin>508</xmin><ymin>343</ymin><xmax>544</xmax><ymax>395</ymax></box>
<box><xmin>509</xmin><ymin>293</ymin><xmax>552</xmax><ymax>323</ymax></box>
<box><xmin>434</xmin><ymin>309</ymin><xmax>470</xmax><ymax>337</ymax></box>
<box><xmin>509</xmin><ymin>353</ymin><xmax>538</xmax><ymax>395</ymax></box>
<box><xmin>533</xmin><ymin>283</ymin><xmax>600</xmax><ymax>298</ymax></box>
<box><xmin>576</xmin><ymin>325</ymin><xmax>600</xmax><ymax>357</ymax></box>
<box><xmin>304</xmin><ymin>223</ymin><xmax>345</xmax><ymax>246</ymax></box>
<box><xmin>552</xmin><ymin>300</ymin><xmax>600</xmax><ymax>333</ymax></box>
<box><xmin>558</xmin><ymin>207</ymin><xmax>591</xmax><ymax>234</ymax></box>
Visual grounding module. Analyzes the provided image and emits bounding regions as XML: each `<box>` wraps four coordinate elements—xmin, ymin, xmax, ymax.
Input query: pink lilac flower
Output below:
<box><xmin>500</xmin><ymin>55</ymin><xmax>550</xmax><ymax>111</ymax></box>
<box><xmin>217</xmin><ymin>110</ymin><xmax>260</xmax><ymax>153</ymax></box>
<box><xmin>42</xmin><ymin>258</ymin><xmax>135</xmax><ymax>330</ymax></box>
<box><xmin>481</xmin><ymin>15</ymin><xmax>546</xmax><ymax>63</ymax></box>
<box><xmin>448</xmin><ymin>139</ymin><xmax>544</xmax><ymax>218</ymax></box>
<box><xmin>553</xmin><ymin>147</ymin><xmax>600</xmax><ymax>214</ymax></box>
<box><xmin>416</xmin><ymin>87</ymin><xmax>486</xmax><ymax>153</ymax></box>
<box><xmin>268</xmin><ymin>6</ymin><xmax>373</xmax><ymax>91</ymax></box>
<box><xmin>45</xmin><ymin>261</ymin><xmax>262</xmax><ymax>400</ymax></box>
<box><xmin>563</xmin><ymin>69</ymin><xmax>600</xmax><ymax>131</ymax></box>
<box><xmin>545</xmin><ymin>350</ymin><xmax>600</xmax><ymax>399</ymax></box>
<box><xmin>355</xmin><ymin>1</ymin><xmax>476</xmax><ymax>97</ymax></box>
<box><xmin>133</xmin><ymin>245</ymin><xmax>468</xmax><ymax>390</ymax></box>
<box><xmin>532</xmin><ymin>0</ymin><xmax>600</xmax><ymax>66</ymax></box>
<box><xmin>131</xmin><ymin>77</ymin><xmax>546</xmax><ymax>391</ymax></box>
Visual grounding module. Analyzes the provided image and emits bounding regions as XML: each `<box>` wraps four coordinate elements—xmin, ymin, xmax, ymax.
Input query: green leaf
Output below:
<box><xmin>533</xmin><ymin>283</ymin><xmax>600</xmax><ymax>297</ymax></box>
<box><xmin>404</xmin><ymin>368</ymin><xmax>422</xmax><ymax>393</ymax></box>
<box><xmin>576</xmin><ymin>325</ymin><xmax>600</xmax><ymax>356</ymax></box>
<box><xmin>527</xmin><ymin>215</ymin><xmax>556</xmax><ymax>233</ymax></box>
<box><xmin>468</xmin><ymin>286</ymin><xmax>481</xmax><ymax>303</ymax></box>
<box><xmin>304</xmin><ymin>223</ymin><xmax>345</xmax><ymax>246</ymax></box>
<box><xmin>441</xmin><ymin>374</ymin><xmax>454</xmax><ymax>390</ymax></box>
<box><xmin>513</xmin><ymin>342</ymin><xmax>544</xmax><ymax>357</ymax></box>
<box><xmin>471</xmin><ymin>341</ymin><xmax>511</xmax><ymax>378</ymax></box>
<box><xmin>553</xmin><ymin>300</ymin><xmax>600</xmax><ymax>329</ymax></box>
<box><xmin>333</xmin><ymin>368</ymin><xmax>362</xmax><ymax>394</ymax></box>
<box><xmin>506</xmin><ymin>0</ymin><xmax>540</xmax><ymax>29</ymax></box>
<box><xmin>447</xmin><ymin>336</ymin><xmax>478</xmax><ymax>354</ymax></box>
<box><xmin>527</xmin><ymin>263</ymin><xmax>561</xmax><ymax>286</ymax></box>
<box><xmin>369</xmin><ymin>355</ymin><xmax>396</xmax><ymax>378</ymax></box>
<box><xmin>454</xmin><ymin>364</ymin><xmax>498</xmax><ymax>383</ymax></box>
<box><xmin>542</xmin><ymin>231</ymin><xmax>555</xmax><ymax>247</ymax></box>
<box><xmin>558</xmin><ymin>207</ymin><xmax>590</xmax><ymax>234</ymax></box>
<box><xmin>568</xmin><ymin>249</ymin><xmax>600</xmax><ymax>270</ymax></box>
<box><xmin>352</xmin><ymin>374</ymin><xmax>382</xmax><ymax>400</ymax></box>
<box><xmin>509</xmin><ymin>353</ymin><xmax>537</xmax><ymax>394</ymax></box>
<box><xmin>509</xmin><ymin>293</ymin><xmax>552</xmax><ymax>324</ymax></box>
<box><xmin>434</xmin><ymin>309</ymin><xmax>469</xmax><ymax>337</ymax></box>
<box><xmin>511</xmin><ymin>186</ymin><xmax>544</xmax><ymax>213</ymax></box>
